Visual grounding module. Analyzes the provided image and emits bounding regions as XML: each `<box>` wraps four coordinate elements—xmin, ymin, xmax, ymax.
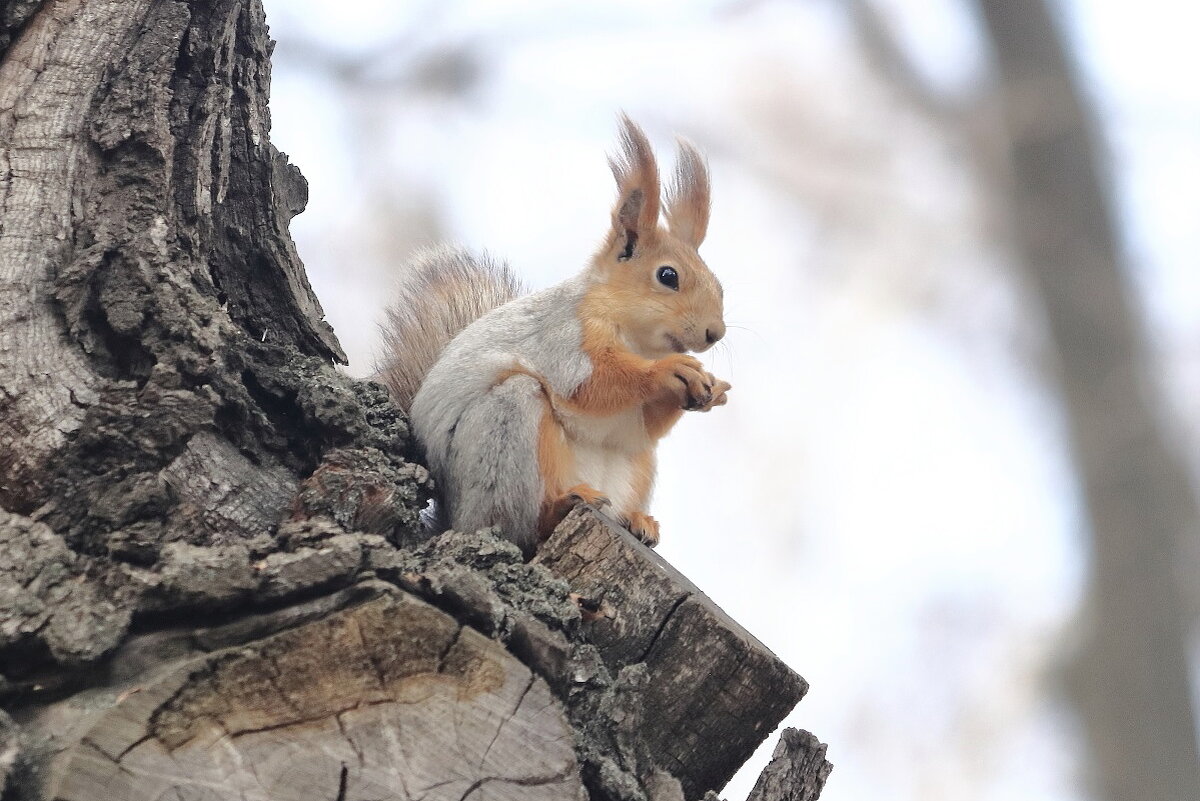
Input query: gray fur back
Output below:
<box><xmin>410</xmin><ymin>276</ymin><xmax>594</xmax><ymax>550</ymax></box>
<box><xmin>375</xmin><ymin>246</ymin><xmax>524</xmax><ymax>410</ymax></box>
<box><xmin>438</xmin><ymin>374</ymin><xmax>547</xmax><ymax>552</ymax></box>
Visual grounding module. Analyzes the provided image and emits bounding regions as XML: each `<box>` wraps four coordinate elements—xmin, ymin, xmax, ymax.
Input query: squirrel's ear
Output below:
<box><xmin>608</xmin><ymin>114</ymin><xmax>660</xmax><ymax>260</ymax></box>
<box><xmin>664</xmin><ymin>138</ymin><xmax>710</xmax><ymax>249</ymax></box>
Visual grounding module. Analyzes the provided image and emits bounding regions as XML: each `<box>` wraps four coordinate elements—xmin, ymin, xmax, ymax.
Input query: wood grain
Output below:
<box><xmin>46</xmin><ymin>588</ymin><xmax>585</xmax><ymax>801</ymax></box>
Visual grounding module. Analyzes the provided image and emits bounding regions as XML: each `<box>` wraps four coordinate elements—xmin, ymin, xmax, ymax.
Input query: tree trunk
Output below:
<box><xmin>972</xmin><ymin>2</ymin><xmax>1200</xmax><ymax>799</ymax></box>
<box><xmin>0</xmin><ymin>2</ymin><xmax>825</xmax><ymax>799</ymax></box>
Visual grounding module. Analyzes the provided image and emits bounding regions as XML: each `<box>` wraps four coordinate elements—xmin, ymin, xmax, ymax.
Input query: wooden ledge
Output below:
<box><xmin>535</xmin><ymin>507</ymin><xmax>808</xmax><ymax>799</ymax></box>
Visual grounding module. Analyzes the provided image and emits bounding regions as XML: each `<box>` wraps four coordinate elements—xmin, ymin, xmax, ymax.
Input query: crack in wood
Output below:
<box><xmin>478</xmin><ymin>670</ymin><xmax>537</xmax><ymax>769</ymax></box>
<box><xmin>346</xmin><ymin>612</ymin><xmax>389</xmax><ymax>695</ymax></box>
<box><xmin>537</xmin><ymin>508</ymin><xmax>809</xmax><ymax>798</ymax></box>
<box><xmin>112</xmin><ymin>731</ymin><xmax>155</xmax><ymax>763</ymax></box>
<box><xmin>435</xmin><ymin>623</ymin><xmax>464</xmax><ymax>673</ymax></box>
<box><xmin>53</xmin><ymin>594</ymin><xmax>584</xmax><ymax>799</ymax></box>
<box><xmin>457</xmin><ymin>763</ymin><xmax>580</xmax><ymax>801</ymax></box>
<box><xmin>638</xmin><ymin>592</ymin><xmax>691</xmax><ymax>664</ymax></box>
<box><xmin>334</xmin><ymin>762</ymin><xmax>348</xmax><ymax>801</ymax></box>
<box><xmin>260</xmin><ymin>651</ymin><xmax>308</xmax><ymax>719</ymax></box>
<box><xmin>335</xmin><ymin>709</ymin><xmax>367</xmax><ymax>770</ymax></box>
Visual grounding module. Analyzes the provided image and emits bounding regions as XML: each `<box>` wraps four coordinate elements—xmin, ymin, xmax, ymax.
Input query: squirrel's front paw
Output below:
<box><xmin>693</xmin><ymin>375</ymin><xmax>731</xmax><ymax>412</ymax></box>
<box><xmin>654</xmin><ymin>354</ymin><xmax>713</xmax><ymax>410</ymax></box>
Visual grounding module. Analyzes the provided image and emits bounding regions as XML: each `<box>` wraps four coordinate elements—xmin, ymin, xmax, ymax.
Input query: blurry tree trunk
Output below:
<box><xmin>971</xmin><ymin>1</ymin><xmax>1200</xmax><ymax>799</ymax></box>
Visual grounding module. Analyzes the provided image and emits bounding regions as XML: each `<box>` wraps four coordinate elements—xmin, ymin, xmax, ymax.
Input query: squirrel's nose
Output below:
<box><xmin>705</xmin><ymin>323</ymin><xmax>726</xmax><ymax>345</ymax></box>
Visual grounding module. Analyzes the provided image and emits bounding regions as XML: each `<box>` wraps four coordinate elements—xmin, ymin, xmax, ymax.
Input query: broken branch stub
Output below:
<box><xmin>535</xmin><ymin>507</ymin><xmax>809</xmax><ymax>799</ymax></box>
<box><xmin>745</xmin><ymin>728</ymin><xmax>833</xmax><ymax>801</ymax></box>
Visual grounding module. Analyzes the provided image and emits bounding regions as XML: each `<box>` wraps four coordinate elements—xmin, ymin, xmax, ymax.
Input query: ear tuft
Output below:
<box><xmin>608</xmin><ymin>114</ymin><xmax>661</xmax><ymax>256</ymax></box>
<box><xmin>665</xmin><ymin>138</ymin><xmax>711</xmax><ymax>249</ymax></box>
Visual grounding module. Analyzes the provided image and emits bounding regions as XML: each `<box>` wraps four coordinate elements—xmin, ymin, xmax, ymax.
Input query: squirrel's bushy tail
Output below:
<box><xmin>375</xmin><ymin>246</ymin><xmax>524</xmax><ymax>411</ymax></box>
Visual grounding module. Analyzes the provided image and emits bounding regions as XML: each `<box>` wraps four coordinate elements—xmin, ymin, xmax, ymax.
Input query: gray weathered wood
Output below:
<box><xmin>0</xmin><ymin>0</ymin><xmax>137</xmax><ymax>507</ymax></box>
<box><xmin>745</xmin><ymin>728</ymin><xmax>832</xmax><ymax>801</ymax></box>
<box><xmin>0</xmin><ymin>0</ymin><xmax>431</xmax><ymax>670</ymax></box>
<box><xmin>42</xmin><ymin>586</ymin><xmax>584</xmax><ymax>801</ymax></box>
<box><xmin>0</xmin><ymin>0</ymin><xmax>357</xmax><ymax>554</ymax></box>
<box><xmin>535</xmin><ymin>507</ymin><xmax>809</xmax><ymax>800</ymax></box>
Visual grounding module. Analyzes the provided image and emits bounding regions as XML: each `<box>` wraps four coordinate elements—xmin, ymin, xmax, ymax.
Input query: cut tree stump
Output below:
<box><xmin>43</xmin><ymin>585</ymin><xmax>585</xmax><ymax>801</ymax></box>
<box><xmin>0</xmin><ymin>1</ymin><xmax>827</xmax><ymax>798</ymax></box>
<box><xmin>535</xmin><ymin>507</ymin><xmax>809</xmax><ymax>800</ymax></box>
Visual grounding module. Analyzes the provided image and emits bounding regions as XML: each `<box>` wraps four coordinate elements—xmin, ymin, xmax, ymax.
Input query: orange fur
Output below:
<box><xmin>628</xmin><ymin>449</ymin><xmax>656</xmax><ymax>512</ymax></box>
<box><xmin>539</xmin><ymin>481</ymin><xmax>611</xmax><ymax>538</ymax></box>
<box><xmin>569</xmin><ymin>316</ymin><xmax>657</xmax><ymax>416</ymax></box>
<box><xmin>626</xmin><ymin>450</ymin><xmax>660</xmax><ymax>545</ymax></box>
<box><xmin>536</xmin><ymin>405</ymin><xmax>572</xmax><ymax>504</ymax></box>
<box><xmin>643</xmin><ymin>396</ymin><xmax>685</xmax><ymax>441</ymax></box>
<box><xmin>664</xmin><ymin>138</ymin><xmax>711</xmax><ymax>248</ymax></box>
<box><xmin>609</xmin><ymin>112</ymin><xmax>661</xmax><ymax>248</ymax></box>
<box><xmin>491</xmin><ymin>369</ymin><xmax>574</xmax><ymax>537</ymax></box>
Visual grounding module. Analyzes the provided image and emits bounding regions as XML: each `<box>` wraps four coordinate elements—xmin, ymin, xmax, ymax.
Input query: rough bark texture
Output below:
<box><xmin>0</xmin><ymin>2</ymin><xmax>824</xmax><ymax>800</ymax></box>
<box><xmin>972</xmin><ymin>2</ymin><xmax>1200</xmax><ymax>799</ymax></box>
<box><xmin>743</xmin><ymin>729</ymin><xmax>831</xmax><ymax>801</ymax></box>
<box><xmin>0</xmin><ymin>0</ymin><xmax>431</xmax><ymax>687</ymax></box>
<box><xmin>7</xmin><ymin>509</ymin><xmax>817</xmax><ymax>801</ymax></box>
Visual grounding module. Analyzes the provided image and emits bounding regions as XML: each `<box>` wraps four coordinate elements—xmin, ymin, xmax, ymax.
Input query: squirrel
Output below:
<box><xmin>376</xmin><ymin>116</ymin><xmax>729</xmax><ymax>555</ymax></box>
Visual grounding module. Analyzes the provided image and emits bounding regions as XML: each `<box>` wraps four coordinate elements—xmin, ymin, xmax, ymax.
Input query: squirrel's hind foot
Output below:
<box><xmin>538</xmin><ymin>484</ymin><xmax>612</xmax><ymax>541</ymax></box>
<box><xmin>626</xmin><ymin>512</ymin><xmax>660</xmax><ymax>548</ymax></box>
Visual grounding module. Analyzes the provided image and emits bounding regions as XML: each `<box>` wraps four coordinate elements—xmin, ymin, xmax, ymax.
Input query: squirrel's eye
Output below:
<box><xmin>655</xmin><ymin>266</ymin><xmax>679</xmax><ymax>290</ymax></box>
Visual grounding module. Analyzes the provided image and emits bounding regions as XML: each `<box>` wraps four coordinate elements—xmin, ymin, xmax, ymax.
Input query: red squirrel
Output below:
<box><xmin>378</xmin><ymin>116</ymin><xmax>728</xmax><ymax>554</ymax></box>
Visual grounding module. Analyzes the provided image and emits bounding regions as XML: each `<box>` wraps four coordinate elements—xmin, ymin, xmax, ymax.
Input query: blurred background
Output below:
<box><xmin>258</xmin><ymin>1</ymin><xmax>1200</xmax><ymax>798</ymax></box>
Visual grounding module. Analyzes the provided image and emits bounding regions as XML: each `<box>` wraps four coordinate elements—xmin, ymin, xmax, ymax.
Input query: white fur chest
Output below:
<box><xmin>557</xmin><ymin>406</ymin><xmax>648</xmax><ymax>515</ymax></box>
<box><xmin>559</xmin><ymin>405</ymin><xmax>646</xmax><ymax>451</ymax></box>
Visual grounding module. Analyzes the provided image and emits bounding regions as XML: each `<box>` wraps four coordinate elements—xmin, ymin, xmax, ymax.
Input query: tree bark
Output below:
<box><xmin>970</xmin><ymin>2</ymin><xmax>1200</xmax><ymax>799</ymax></box>
<box><xmin>0</xmin><ymin>2</ymin><xmax>824</xmax><ymax>800</ymax></box>
<box><xmin>535</xmin><ymin>509</ymin><xmax>808</xmax><ymax>801</ymax></box>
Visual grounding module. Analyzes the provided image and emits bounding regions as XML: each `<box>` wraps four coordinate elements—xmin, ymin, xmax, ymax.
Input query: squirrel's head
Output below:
<box><xmin>586</xmin><ymin>115</ymin><xmax>725</xmax><ymax>359</ymax></box>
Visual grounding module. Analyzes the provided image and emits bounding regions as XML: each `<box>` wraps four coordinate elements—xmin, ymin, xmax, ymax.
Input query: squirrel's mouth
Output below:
<box><xmin>664</xmin><ymin>334</ymin><xmax>687</xmax><ymax>353</ymax></box>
